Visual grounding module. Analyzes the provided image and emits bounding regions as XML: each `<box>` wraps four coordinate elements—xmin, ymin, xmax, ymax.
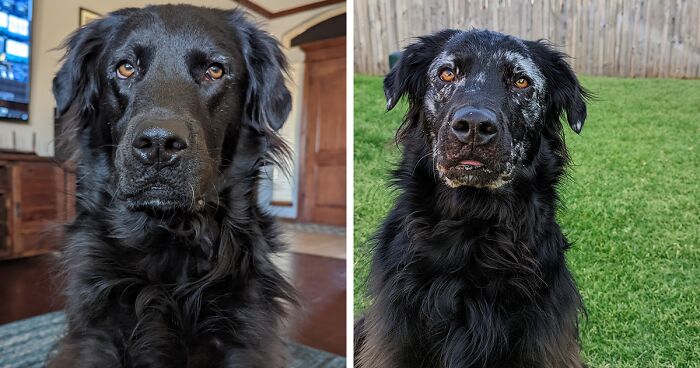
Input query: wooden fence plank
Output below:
<box><xmin>354</xmin><ymin>0</ymin><xmax>700</xmax><ymax>77</ymax></box>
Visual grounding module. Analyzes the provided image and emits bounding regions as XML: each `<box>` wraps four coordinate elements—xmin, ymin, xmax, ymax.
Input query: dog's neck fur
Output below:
<box><xmin>61</xmin><ymin>139</ymin><xmax>293</xmax><ymax>334</ymax></box>
<box><xmin>388</xmin><ymin>140</ymin><xmax>558</xmax><ymax>291</ymax></box>
<box><xmin>70</xmin><ymin>150</ymin><xmax>273</xmax><ymax>275</ymax></box>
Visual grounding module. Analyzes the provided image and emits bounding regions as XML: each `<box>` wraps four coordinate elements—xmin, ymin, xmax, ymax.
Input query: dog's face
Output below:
<box><xmin>385</xmin><ymin>30</ymin><xmax>587</xmax><ymax>189</ymax></box>
<box><xmin>54</xmin><ymin>6</ymin><xmax>291</xmax><ymax>212</ymax></box>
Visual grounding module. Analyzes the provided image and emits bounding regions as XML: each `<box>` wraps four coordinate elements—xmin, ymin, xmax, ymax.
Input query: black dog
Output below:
<box><xmin>355</xmin><ymin>29</ymin><xmax>589</xmax><ymax>368</ymax></box>
<box><xmin>49</xmin><ymin>5</ymin><xmax>295</xmax><ymax>368</ymax></box>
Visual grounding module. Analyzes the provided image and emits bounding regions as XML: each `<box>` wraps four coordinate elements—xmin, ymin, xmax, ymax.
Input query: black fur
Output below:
<box><xmin>356</xmin><ymin>29</ymin><xmax>589</xmax><ymax>368</ymax></box>
<box><xmin>49</xmin><ymin>5</ymin><xmax>295</xmax><ymax>368</ymax></box>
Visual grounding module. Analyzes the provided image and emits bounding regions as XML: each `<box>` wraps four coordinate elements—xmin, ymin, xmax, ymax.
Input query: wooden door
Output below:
<box><xmin>298</xmin><ymin>38</ymin><xmax>346</xmax><ymax>226</ymax></box>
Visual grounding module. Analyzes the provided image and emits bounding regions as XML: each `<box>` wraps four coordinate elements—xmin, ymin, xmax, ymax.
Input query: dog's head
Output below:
<box><xmin>385</xmin><ymin>29</ymin><xmax>588</xmax><ymax>189</ymax></box>
<box><xmin>54</xmin><ymin>5</ymin><xmax>290</xmax><ymax>212</ymax></box>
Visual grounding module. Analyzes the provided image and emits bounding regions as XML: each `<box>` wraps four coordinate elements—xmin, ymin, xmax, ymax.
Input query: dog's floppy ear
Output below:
<box><xmin>53</xmin><ymin>22</ymin><xmax>104</xmax><ymax>118</ymax></box>
<box><xmin>528</xmin><ymin>41</ymin><xmax>589</xmax><ymax>134</ymax></box>
<box><xmin>53</xmin><ymin>9</ymin><xmax>135</xmax><ymax>119</ymax></box>
<box><xmin>384</xmin><ymin>29</ymin><xmax>458</xmax><ymax>111</ymax></box>
<box><xmin>231</xmin><ymin>11</ymin><xmax>291</xmax><ymax>131</ymax></box>
<box><xmin>53</xmin><ymin>10</ymin><xmax>136</xmax><ymax>159</ymax></box>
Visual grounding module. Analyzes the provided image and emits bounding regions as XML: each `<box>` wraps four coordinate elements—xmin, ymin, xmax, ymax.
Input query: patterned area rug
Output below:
<box><xmin>0</xmin><ymin>312</ymin><xmax>346</xmax><ymax>368</ymax></box>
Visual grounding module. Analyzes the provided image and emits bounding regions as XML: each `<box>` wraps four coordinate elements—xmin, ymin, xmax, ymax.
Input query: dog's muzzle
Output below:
<box><xmin>436</xmin><ymin>106</ymin><xmax>512</xmax><ymax>189</ymax></box>
<box><xmin>118</xmin><ymin>118</ymin><xmax>208</xmax><ymax>212</ymax></box>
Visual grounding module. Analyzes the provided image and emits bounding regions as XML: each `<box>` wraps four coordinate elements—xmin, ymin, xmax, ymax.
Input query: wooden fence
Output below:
<box><xmin>354</xmin><ymin>0</ymin><xmax>700</xmax><ymax>78</ymax></box>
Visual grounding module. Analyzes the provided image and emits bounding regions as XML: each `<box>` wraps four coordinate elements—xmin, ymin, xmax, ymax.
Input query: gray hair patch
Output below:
<box><xmin>427</xmin><ymin>51</ymin><xmax>456</xmax><ymax>79</ymax></box>
<box><xmin>498</xmin><ymin>50</ymin><xmax>546</xmax><ymax>94</ymax></box>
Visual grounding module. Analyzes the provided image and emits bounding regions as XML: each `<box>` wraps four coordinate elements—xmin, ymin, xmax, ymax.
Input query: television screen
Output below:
<box><xmin>0</xmin><ymin>0</ymin><xmax>31</xmax><ymax>122</ymax></box>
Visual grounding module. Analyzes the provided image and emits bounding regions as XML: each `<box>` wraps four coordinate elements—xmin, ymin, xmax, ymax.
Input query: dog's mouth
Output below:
<box><xmin>455</xmin><ymin>159</ymin><xmax>484</xmax><ymax>169</ymax></box>
<box><xmin>437</xmin><ymin>156</ymin><xmax>512</xmax><ymax>189</ymax></box>
<box><xmin>123</xmin><ymin>181</ymin><xmax>205</xmax><ymax>212</ymax></box>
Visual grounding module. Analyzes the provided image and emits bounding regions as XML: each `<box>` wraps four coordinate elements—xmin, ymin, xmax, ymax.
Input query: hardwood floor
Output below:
<box><xmin>288</xmin><ymin>253</ymin><xmax>346</xmax><ymax>356</ymax></box>
<box><xmin>0</xmin><ymin>252</ymin><xmax>346</xmax><ymax>356</ymax></box>
<box><xmin>0</xmin><ymin>254</ymin><xmax>62</xmax><ymax>325</ymax></box>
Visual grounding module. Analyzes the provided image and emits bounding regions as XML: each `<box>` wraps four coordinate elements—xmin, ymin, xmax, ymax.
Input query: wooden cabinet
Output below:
<box><xmin>0</xmin><ymin>152</ymin><xmax>75</xmax><ymax>260</ymax></box>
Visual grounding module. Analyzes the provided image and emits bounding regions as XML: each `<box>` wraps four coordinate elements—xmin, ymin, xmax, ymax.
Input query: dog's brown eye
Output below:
<box><xmin>206</xmin><ymin>64</ymin><xmax>224</xmax><ymax>80</ymax></box>
<box><xmin>116</xmin><ymin>62</ymin><xmax>136</xmax><ymax>79</ymax></box>
<box><xmin>440</xmin><ymin>69</ymin><xmax>455</xmax><ymax>82</ymax></box>
<box><xmin>514</xmin><ymin>77</ymin><xmax>529</xmax><ymax>89</ymax></box>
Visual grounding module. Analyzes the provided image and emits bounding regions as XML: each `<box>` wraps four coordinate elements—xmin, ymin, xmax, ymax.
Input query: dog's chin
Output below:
<box><xmin>438</xmin><ymin>164</ymin><xmax>512</xmax><ymax>189</ymax></box>
<box><xmin>124</xmin><ymin>188</ymin><xmax>204</xmax><ymax>213</ymax></box>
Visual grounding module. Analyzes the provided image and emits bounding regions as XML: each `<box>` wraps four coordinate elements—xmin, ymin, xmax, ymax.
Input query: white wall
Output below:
<box><xmin>0</xmin><ymin>0</ymin><xmax>345</xmax><ymax>216</ymax></box>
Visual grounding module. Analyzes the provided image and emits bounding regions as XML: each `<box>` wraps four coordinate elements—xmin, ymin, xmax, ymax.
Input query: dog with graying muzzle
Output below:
<box><xmin>355</xmin><ymin>29</ymin><xmax>590</xmax><ymax>368</ymax></box>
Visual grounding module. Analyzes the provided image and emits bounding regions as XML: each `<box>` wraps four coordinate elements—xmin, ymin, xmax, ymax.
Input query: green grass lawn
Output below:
<box><xmin>353</xmin><ymin>75</ymin><xmax>700</xmax><ymax>367</ymax></box>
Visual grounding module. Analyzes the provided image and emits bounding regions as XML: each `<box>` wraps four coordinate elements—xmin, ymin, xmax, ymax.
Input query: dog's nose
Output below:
<box><xmin>450</xmin><ymin>107</ymin><xmax>498</xmax><ymax>145</ymax></box>
<box><xmin>132</xmin><ymin>120</ymin><xmax>189</xmax><ymax>167</ymax></box>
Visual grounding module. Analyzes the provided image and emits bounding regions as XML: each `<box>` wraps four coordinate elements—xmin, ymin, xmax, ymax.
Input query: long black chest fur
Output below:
<box><xmin>358</xmin><ymin>144</ymin><xmax>584</xmax><ymax>368</ymax></box>
<box><xmin>56</xmin><ymin>204</ymin><xmax>292</xmax><ymax>367</ymax></box>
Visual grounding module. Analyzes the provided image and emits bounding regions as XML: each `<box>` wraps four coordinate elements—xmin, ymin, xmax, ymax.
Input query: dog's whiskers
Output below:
<box><xmin>412</xmin><ymin>152</ymin><xmax>433</xmax><ymax>176</ymax></box>
<box><xmin>188</xmin><ymin>183</ymin><xmax>196</xmax><ymax>212</ymax></box>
